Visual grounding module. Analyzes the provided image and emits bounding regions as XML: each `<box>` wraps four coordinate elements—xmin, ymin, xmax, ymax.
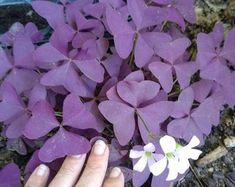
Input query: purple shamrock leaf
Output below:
<box><xmin>99</xmin><ymin>80</ymin><xmax>172</xmax><ymax>145</ymax></box>
<box><xmin>108</xmin><ymin>138</ymin><xmax>128</xmax><ymax>163</ymax></box>
<box><xmin>167</xmin><ymin>87</ymin><xmax>222</xmax><ymax>143</ymax></box>
<box><xmin>153</xmin><ymin>0</ymin><xmax>196</xmax><ymax>30</ymax></box>
<box><xmin>0</xmin><ymin>163</ymin><xmax>21</xmax><ymax>187</ymax></box>
<box><xmin>0</xmin><ymin>83</ymin><xmax>25</xmax><ymax>123</ymax></box>
<box><xmin>32</xmin><ymin>0</ymin><xmax>65</xmax><ymax>29</ymax></box>
<box><xmin>221</xmin><ymin>72</ymin><xmax>235</xmax><ymax>106</ymax></box>
<box><xmin>106</xmin><ymin>2</ymin><xmax>163</xmax><ymax>67</ymax></box>
<box><xmin>25</xmin><ymin>150</ymin><xmax>64</xmax><ymax>182</ymax></box>
<box><xmin>69</xmin><ymin>12</ymin><xmax>104</xmax><ymax>48</ymax></box>
<box><xmin>157</xmin><ymin>37</ymin><xmax>191</xmax><ymax>63</ymax></box>
<box><xmin>34</xmin><ymin>41</ymin><xmax>104</xmax><ymax>97</ymax></box>
<box><xmin>197</xmin><ymin>24</ymin><xmax>235</xmax><ymax>84</ymax></box>
<box><xmin>39</xmin><ymin>128</ymin><xmax>90</xmax><ymax>162</ymax></box>
<box><xmin>32</xmin><ymin>0</ymin><xmax>92</xmax><ymax>29</ymax></box>
<box><xmin>0</xmin><ymin>82</ymin><xmax>47</xmax><ymax>138</ymax></box>
<box><xmin>23</xmin><ymin>100</ymin><xmax>59</xmax><ymax>139</ymax></box>
<box><xmin>0</xmin><ymin>35</ymin><xmax>39</xmax><ymax>94</ymax></box>
<box><xmin>99</xmin><ymin>100</ymin><xmax>135</xmax><ymax>145</ymax></box>
<box><xmin>24</xmin><ymin>94</ymin><xmax>99</xmax><ymax>162</ymax></box>
<box><xmin>0</xmin><ymin>22</ymin><xmax>42</xmax><ymax>45</ymax></box>
<box><xmin>63</xmin><ymin>94</ymin><xmax>101</xmax><ymax>130</ymax></box>
<box><xmin>148</xmin><ymin>36</ymin><xmax>196</xmax><ymax>92</ymax></box>
<box><xmin>0</xmin><ymin>47</ymin><xmax>13</xmax><ymax>81</ymax></box>
<box><xmin>221</xmin><ymin>27</ymin><xmax>235</xmax><ymax>66</ymax></box>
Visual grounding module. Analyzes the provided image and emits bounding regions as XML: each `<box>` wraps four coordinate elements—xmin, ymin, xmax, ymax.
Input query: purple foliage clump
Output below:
<box><xmin>0</xmin><ymin>0</ymin><xmax>234</xmax><ymax>186</ymax></box>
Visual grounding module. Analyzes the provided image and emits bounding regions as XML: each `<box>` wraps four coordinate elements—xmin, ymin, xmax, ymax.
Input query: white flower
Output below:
<box><xmin>129</xmin><ymin>143</ymin><xmax>162</xmax><ymax>172</ymax></box>
<box><xmin>150</xmin><ymin>135</ymin><xmax>202</xmax><ymax>181</ymax></box>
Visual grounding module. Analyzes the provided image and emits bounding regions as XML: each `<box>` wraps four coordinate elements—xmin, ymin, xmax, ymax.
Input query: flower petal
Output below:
<box><xmin>160</xmin><ymin>135</ymin><xmax>176</xmax><ymax>153</ymax></box>
<box><xmin>129</xmin><ymin>150</ymin><xmax>144</xmax><ymax>159</ymax></box>
<box><xmin>166</xmin><ymin>158</ymin><xmax>178</xmax><ymax>181</ymax></box>
<box><xmin>150</xmin><ymin>157</ymin><xmax>167</xmax><ymax>176</ymax></box>
<box><xmin>187</xmin><ymin>136</ymin><xmax>200</xmax><ymax>148</ymax></box>
<box><xmin>180</xmin><ymin>148</ymin><xmax>202</xmax><ymax>160</ymax></box>
<box><xmin>147</xmin><ymin>156</ymin><xmax>156</xmax><ymax>169</ymax></box>
<box><xmin>133</xmin><ymin>155</ymin><xmax>148</xmax><ymax>172</ymax></box>
<box><xmin>177</xmin><ymin>157</ymin><xmax>190</xmax><ymax>174</ymax></box>
<box><xmin>144</xmin><ymin>143</ymin><xmax>155</xmax><ymax>153</ymax></box>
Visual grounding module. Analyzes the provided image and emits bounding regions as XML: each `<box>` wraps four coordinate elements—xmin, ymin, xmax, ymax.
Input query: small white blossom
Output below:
<box><xmin>129</xmin><ymin>143</ymin><xmax>162</xmax><ymax>172</ymax></box>
<box><xmin>150</xmin><ymin>135</ymin><xmax>202</xmax><ymax>181</ymax></box>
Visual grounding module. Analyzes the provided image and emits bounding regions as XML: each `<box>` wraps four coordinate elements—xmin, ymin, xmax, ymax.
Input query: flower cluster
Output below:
<box><xmin>130</xmin><ymin>136</ymin><xmax>202</xmax><ymax>185</ymax></box>
<box><xmin>0</xmin><ymin>0</ymin><xmax>234</xmax><ymax>186</ymax></box>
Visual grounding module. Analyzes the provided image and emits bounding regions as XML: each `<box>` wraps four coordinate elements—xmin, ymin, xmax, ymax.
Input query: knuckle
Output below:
<box><xmin>60</xmin><ymin>164</ymin><xmax>78</xmax><ymax>175</ymax></box>
<box><xmin>103</xmin><ymin>179</ymin><xmax>120</xmax><ymax>187</ymax></box>
<box><xmin>25</xmin><ymin>179</ymin><xmax>40</xmax><ymax>187</ymax></box>
<box><xmin>85</xmin><ymin>161</ymin><xmax>104</xmax><ymax>172</ymax></box>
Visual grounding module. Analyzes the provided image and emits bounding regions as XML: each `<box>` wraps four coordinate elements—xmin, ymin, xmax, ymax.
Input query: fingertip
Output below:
<box><xmin>92</xmin><ymin>139</ymin><xmax>109</xmax><ymax>156</ymax></box>
<box><xmin>25</xmin><ymin>164</ymin><xmax>50</xmax><ymax>187</ymax></box>
<box><xmin>103</xmin><ymin>167</ymin><xmax>125</xmax><ymax>187</ymax></box>
<box><xmin>37</xmin><ymin>164</ymin><xmax>50</xmax><ymax>176</ymax></box>
<box><xmin>109</xmin><ymin>167</ymin><xmax>122</xmax><ymax>178</ymax></box>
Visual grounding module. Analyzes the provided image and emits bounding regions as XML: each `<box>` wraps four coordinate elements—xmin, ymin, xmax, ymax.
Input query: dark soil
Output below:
<box><xmin>0</xmin><ymin>4</ymin><xmax>47</xmax><ymax>34</ymax></box>
<box><xmin>0</xmin><ymin>1</ymin><xmax>234</xmax><ymax>187</ymax></box>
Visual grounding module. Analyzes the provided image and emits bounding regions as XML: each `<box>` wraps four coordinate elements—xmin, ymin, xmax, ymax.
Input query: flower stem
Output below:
<box><xmin>189</xmin><ymin>165</ymin><xmax>204</xmax><ymax>187</ymax></box>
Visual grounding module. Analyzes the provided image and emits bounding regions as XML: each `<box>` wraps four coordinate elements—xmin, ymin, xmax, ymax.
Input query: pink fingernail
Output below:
<box><xmin>36</xmin><ymin>164</ymin><xmax>48</xmax><ymax>176</ymax></box>
<box><xmin>71</xmin><ymin>154</ymin><xmax>82</xmax><ymax>158</ymax></box>
<box><xmin>109</xmin><ymin>167</ymin><xmax>121</xmax><ymax>178</ymax></box>
<box><xmin>93</xmin><ymin>140</ymin><xmax>106</xmax><ymax>155</ymax></box>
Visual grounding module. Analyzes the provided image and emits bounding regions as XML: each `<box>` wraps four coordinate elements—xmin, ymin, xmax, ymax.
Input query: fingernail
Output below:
<box><xmin>109</xmin><ymin>167</ymin><xmax>121</xmax><ymax>178</ymax></box>
<box><xmin>93</xmin><ymin>140</ymin><xmax>106</xmax><ymax>155</ymax></box>
<box><xmin>37</xmin><ymin>164</ymin><xmax>48</xmax><ymax>176</ymax></box>
<box><xmin>71</xmin><ymin>154</ymin><xmax>82</xmax><ymax>158</ymax></box>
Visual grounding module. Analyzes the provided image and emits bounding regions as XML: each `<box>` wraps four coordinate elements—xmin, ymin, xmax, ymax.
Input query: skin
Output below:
<box><xmin>25</xmin><ymin>140</ymin><xmax>124</xmax><ymax>187</ymax></box>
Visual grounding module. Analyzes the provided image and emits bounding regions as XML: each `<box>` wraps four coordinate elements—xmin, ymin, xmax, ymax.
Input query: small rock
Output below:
<box><xmin>208</xmin><ymin>167</ymin><xmax>214</xmax><ymax>173</ymax></box>
<box><xmin>224</xmin><ymin>136</ymin><xmax>235</xmax><ymax>148</ymax></box>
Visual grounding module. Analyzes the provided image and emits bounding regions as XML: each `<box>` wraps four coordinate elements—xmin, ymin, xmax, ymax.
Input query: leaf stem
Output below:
<box><xmin>168</xmin><ymin>90</ymin><xmax>181</xmax><ymax>97</ymax></box>
<box><xmin>136</xmin><ymin>112</ymin><xmax>160</xmax><ymax>141</ymax></box>
<box><xmin>128</xmin><ymin>33</ymin><xmax>138</xmax><ymax>67</ymax></box>
<box><xmin>55</xmin><ymin>111</ymin><xmax>62</xmax><ymax>117</ymax></box>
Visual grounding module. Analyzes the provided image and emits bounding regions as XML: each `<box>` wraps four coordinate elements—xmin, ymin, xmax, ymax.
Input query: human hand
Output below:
<box><xmin>25</xmin><ymin>140</ymin><xmax>124</xmax><ymax>187</ymax></box>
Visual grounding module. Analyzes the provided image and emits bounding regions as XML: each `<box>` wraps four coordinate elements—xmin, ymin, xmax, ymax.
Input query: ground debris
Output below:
<box><xmin>224</xmin><ymin>136</ymin><xmax>235</xmax><ymax>148</ymax></box>
<box><xmin>196</xmin><ymin>146</ymin><xmax>228</xmax><ymax>167</ymax></box>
